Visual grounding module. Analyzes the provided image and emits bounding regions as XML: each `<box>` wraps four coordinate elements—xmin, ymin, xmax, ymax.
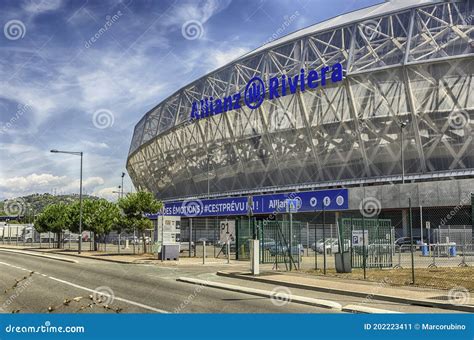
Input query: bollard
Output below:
<box><xmin>226</xmin><ymin>240</ymin><xmax>230</xmax><ymax>264</ymax></box>
<box><xmin>250</xmin><ymin>239</ymin><xmax>259</xmax><ymax>275</ymax></box>
<box><xmin>203</xmin><ymin>240</ymin><xmax>206</xmax><ymax>265</ymax></box>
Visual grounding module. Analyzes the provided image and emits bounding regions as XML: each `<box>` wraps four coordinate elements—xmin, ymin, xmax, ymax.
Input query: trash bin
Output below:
<box><xmin>335</xmin><ymin>252</ymin><xmax>352</xmax><ymax>273</ymax></box>
<box><xmin>421</xmin><ymin>243</ymin><xmax>429</xmax><ymax>256</ymax></box>
<box><xmin>449</xmin><ymin>243</ymin><xmax>457</xmax><ymax>256</ymax></box>
<box><xmin>161</xmin><ymin>244</ymin><xmax>180</xmax><ymax>260</ymax></box>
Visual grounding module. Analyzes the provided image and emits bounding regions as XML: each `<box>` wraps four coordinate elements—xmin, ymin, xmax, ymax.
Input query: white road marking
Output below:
<box><xmin>0</xmin><ymin>261</ymin><xmax>30</xmax><ymax>272</ymax></box>
<box><xmin>0</xmin><ymin>260</ymin><xmax>169</xmax><ymax>314</ymax></box>
<box><xmin>48</xmin><ymin>276</ymin><xmax>169</xmax><ymax>313</ymax></box>
<box><xmin>0</xmin><ymin>248</ymin><xmax>78</xmax><ymax>263</ymax></box>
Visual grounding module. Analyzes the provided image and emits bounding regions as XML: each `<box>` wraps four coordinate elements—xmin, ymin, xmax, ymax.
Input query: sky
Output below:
<box><xmin>0</xmin><ymin>0</ymin><xmax>382</xmax><ymax>201</ymax></box>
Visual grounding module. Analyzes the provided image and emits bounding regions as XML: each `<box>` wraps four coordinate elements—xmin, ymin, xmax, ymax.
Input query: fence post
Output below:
<box><xmin>314</xmin><ymin>223</ymin><xmax>318</xmax><ymax>270</ymax></box>
<box><xmin>189</xmin><ymin>218</ymin><xmax>193</xmax><ymax>258</ymax></box>
<box><xmin>362</xmin><ymin>213</ymin><xmax>366</xmax><ymax>279</ymax></box>
<box><xmin>409</xmin><ymin>198</ymin><xmax>415</xmax><ymax>285</ymax></box>
<box><xmin>461</xmin><ymin>225</ymin><xmax>467</xmax><ymax>266</ymax></box>
<box><xmin>420</xmin><ymin>205</ymin><xmax>423</xmax><ymax>245</ymax></box>
<box><xmin>306</xmin><ymin>222</ymin><xmax>309</xmax><ymax>257</ymax></box>
<box><xmin>323</xmin><ymin>206</ymin><xmax>326</xmax><ymax>275</ymax></box>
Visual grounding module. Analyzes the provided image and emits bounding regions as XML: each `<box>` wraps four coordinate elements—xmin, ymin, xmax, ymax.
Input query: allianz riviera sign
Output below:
<box><xmin>190</xmin><ymin>62</ymin><xmax>344</xmax><ymax>120</ymax></box>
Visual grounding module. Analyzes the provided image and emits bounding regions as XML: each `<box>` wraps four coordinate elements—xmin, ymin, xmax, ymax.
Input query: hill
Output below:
<box><xmin>0</xmin><ymin>193</ymin><xmax>100</xmax><ymax>221</ymax></box>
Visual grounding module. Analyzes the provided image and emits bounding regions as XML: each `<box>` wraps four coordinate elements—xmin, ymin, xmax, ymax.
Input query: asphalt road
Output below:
<box><xmin>0</xmin><ymin>251</ymin><xmax>337</xmax><ymax>314</ymax></box>
<box><xmin>0</xmin><ymin>250</ymin><xmax>459</xmax><ymax>314</ymax></box>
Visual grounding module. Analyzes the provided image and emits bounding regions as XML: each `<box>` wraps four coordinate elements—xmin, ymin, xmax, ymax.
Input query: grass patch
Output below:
<box><xmin>306</xmin><ymin>267</ymin><xmax>474</xmax><ymax>291</ymax></box>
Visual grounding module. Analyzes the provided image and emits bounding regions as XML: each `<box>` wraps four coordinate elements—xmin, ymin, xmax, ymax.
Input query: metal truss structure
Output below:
<box><xmin>127</xmin><ymin>0</ymin><xmax>474</xmax><ymax>201</ymax></box>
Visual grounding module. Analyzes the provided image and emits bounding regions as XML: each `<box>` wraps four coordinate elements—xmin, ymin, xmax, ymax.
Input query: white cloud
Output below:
<box><xmin>81</xmin><ymin>141</ymin><xmax>109</xmax><ymax>149</ymax></box>
<box><xmin>0</xmin><ymin>173</ymin><xmax>105</xmax><ymax>198</ymax></box>
<box><xmin>164</xmin><ymin>0</ymin><xmax>232</xmax><ymax>27</ymax></box>
<box><xmin>209</xmin><ymin>47</ymin><xmax>250</xmax><ymax>70</ymax></box>
<box><xmin>22</xmin><ymin>0</ymin><xmax>63</xmax><ymax>14</ymax></box>
<box><xmin>93</xmin><ymin>186</ymin><xmax>120</xmax><ymax>201</ymax></box>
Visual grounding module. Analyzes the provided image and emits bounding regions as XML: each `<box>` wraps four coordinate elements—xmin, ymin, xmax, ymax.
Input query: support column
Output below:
<box><xmin>402</xmin><ymin>209</ymin><xmax>409</xmax><ymax>237</ymax></box>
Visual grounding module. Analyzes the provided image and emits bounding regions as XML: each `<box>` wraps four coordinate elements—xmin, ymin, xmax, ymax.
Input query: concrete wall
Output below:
<box><xmin>348</xmin><ymin>178</ymin><xmax>474</xmax><ymax>210</ymax></box>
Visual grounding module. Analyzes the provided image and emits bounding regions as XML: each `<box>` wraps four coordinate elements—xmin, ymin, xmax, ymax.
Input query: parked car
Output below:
<box><xmin>63</xmin><ymin>234</ymin><xmax>79</xmax><ymax>243</ymax></box>
<box><xmin>311</xmin><ymin>238</ymin><xmax>337</xmax><ymax>253</ymax></box>
<box><xmin>127</xmin><ymin>236</ymin><xmax>152</xmax><ymax>245</ymax></box>
<box><xmin>269</xmin><ymin>243</ymin><xmax>304</xmax><ymax>256</ymax></box>
<box><xmin>261</xmin><ymin>238</ymin><xmax>276</xmax><ymax>250</ymax></box>
<box><xmin>312</xmin><ymin>238</ymin><xmax>350</xmax><ymax>254</ymax></box>
<box><xmin>395</xmin><ymin>237</ymin><xmax>422</xmax><ymax>251</ymax></box>
<box><xmin>179</xmin><ymin>241</ymin><xmax>195</xmax><ymax>253</ymax></box>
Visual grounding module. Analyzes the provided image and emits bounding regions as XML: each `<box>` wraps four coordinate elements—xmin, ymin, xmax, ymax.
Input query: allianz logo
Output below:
<box><xmin>190</xmin><ymin>62</ymin><xmax>344</xmax><ymax>121</ymax></box>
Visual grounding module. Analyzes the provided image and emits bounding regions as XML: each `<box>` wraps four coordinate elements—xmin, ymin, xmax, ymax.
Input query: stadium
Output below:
<box><xmin>127</xmin><ymin>0</ymin><xmax>473</xmax><ymax>244</ymax></box>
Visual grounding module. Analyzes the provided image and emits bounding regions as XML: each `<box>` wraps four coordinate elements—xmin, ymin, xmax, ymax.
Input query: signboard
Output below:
<box><xmin>190</xmin><ymin>63</ymin><xmax>344</xmax><ymax>121</ymax></box>
<box><xmin>425</xmin><ymin>221</ymin><xmax>431</xmax><ymax>229</ymax></box>
<box><xmin>160</xmin><ymin>188</ymin><xmax>348</xmax><ymax>218</ymax></box>
<box><xmin>352</xmin><ymin>230</ymin><xmax>369</xmax><ymax>246</ymax></box>
<box><xmin>219</xmin><ymin>220</ymin><xmax>235</xmax><ymax>244</ymax></box>
<box><xmin>286</xmin><ymin>198</ymin><xmax>300</xmax><ymax>213</ymax></box>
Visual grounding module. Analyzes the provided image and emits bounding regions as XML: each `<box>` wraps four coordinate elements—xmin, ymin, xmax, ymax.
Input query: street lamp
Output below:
<box><xmin>121</xmin><ymin>172</ymin><xmax>125</xmax><ymax>199</ymax></box>
<box><xmin>398</xmin><ymin>120</ymin><xmax>409</xmax><ymax>184</ymax></box>
<box><xmin>113</xmin><ymin>188</ymin><xmax>122</xmax><ymax>200</ymax></box>
<box><xmin>50</xmin><ymin>149</ymin><xmax>83</xmax><ymax>254</ymax></box>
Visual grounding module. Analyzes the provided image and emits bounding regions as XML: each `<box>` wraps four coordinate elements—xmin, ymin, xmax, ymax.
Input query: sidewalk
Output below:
<box><xmin>0</xmin><ymin>245</ymin><xmax>246</xmax><ymax>267</ymax></box>
<box><xmin>217</xmin><ymin>270</ymin><xmax>474</xmax><ymax>313</ymax></box>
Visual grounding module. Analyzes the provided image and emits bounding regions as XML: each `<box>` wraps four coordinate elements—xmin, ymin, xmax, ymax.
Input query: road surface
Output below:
<box><xmin>0</xmin><ymin>250</ymin><xmax>459</xmax><ymax>314</ymax></box>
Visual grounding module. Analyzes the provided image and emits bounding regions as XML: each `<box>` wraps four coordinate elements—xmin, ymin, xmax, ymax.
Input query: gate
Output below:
<box><xmin>340</xmin><ymin>218</ymin><xmax>394</xmax><ymax>268</ymax></box>
<box><xmin>236</xmin><ymin>217</ymin><xmax>303</xmax><ymax>268</ymax></box>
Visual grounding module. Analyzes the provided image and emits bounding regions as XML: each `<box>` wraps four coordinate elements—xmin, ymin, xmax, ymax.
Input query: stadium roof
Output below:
<box><xmin>243</xmin><ymin>0</ymin><xmax>445</xmax><ymax>60</ymax></box>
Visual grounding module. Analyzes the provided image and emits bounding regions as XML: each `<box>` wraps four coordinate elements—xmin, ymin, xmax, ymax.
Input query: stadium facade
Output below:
<box><xmin>127</xmin><ymin>0</ymin><xmax>474</xmax><ymax>236</ymax></box>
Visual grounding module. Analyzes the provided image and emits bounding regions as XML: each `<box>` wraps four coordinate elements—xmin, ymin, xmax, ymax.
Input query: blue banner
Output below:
<box><xmin>0</xmin><ymin>314</ymin><xmax>471</xmax><ymax>340</ymax></box>
<box><xmin>161</xmin><ymin>188</ymin><xmax>348</xmax><ymax>217</ymax></box>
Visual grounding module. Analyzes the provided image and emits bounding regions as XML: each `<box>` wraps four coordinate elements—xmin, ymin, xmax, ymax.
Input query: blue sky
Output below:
<box><xmin>0</xmin><ymin>0</ymin><xmax>382</xmax><ymax>200</ymax></box>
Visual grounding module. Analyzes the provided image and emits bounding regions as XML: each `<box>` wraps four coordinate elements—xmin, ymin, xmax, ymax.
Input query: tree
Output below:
<box><xmin>68</xmin><ymin>199</ymin><xmax>121</xmax><ymax>251</ymax></box>
<box><xmin>34</xmin><ymin>203</ymin><xmax>69</xmax><ymax>248</ymax></box>
<box><xmin>118</xmin><ymin>191</ymin><xmax>162</xmax><ymax>253</ymax></box>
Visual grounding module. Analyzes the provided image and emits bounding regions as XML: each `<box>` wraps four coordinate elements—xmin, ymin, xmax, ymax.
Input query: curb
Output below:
<box><xmin>0</xmin><ymin>247</ymin><xmax>136</xmax><ymax>264</ymax></box>
<box><xmin>342</xmin><ymin>304</ymin><xmax>401</xmax><ymax>314</ymax></box>
<box><xmin>216</xmin><ymin>271</ymin><xmax>474</xmax><ymax>313</ymax></box>
<box><xmin>49</xmin><ymin>252</ymin><xmax>133</xmax><ymax>264</ymax></box>
<box><xmin>0</xmin><ymin>248</ymin><xmax>78</xmax><ymax>263</ymax></box>
<box><xmin>177</xmin><ymin>277</ymin><xmax>342</xmax><ymax>310</ymax></box>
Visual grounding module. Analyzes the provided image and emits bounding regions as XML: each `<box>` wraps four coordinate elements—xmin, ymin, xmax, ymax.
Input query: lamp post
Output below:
<box><xmin>121</xmin><ymin>172</ymin><xmax>125</xmax><ymax>199</ymax></box>
<box><xmin>113</xmin><ymin>189</ymin><xmax>121</xmax><ymax>200</ymax></box>
<box><xmin>50</xmin><ymin>149</ymin><xmax>83</xmax><ymax>254</ymax></box>
<box><xmin>399</xmin><ymin>120</ymin><xmax>409</xmax><ymax>184</ymax></box>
